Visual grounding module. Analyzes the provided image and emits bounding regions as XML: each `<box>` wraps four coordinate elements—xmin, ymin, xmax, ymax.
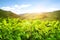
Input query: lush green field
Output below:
<box><xmin>0</xmin><ymin>18</ymin><xmax>60</xmax><ymax>40</ymax></box>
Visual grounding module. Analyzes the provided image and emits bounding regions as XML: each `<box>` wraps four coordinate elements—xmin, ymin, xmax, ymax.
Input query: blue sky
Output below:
<box><xmin>0</xmin><ymin>0</ymin><xmax>60</xmax><ymax>14</ymax></box>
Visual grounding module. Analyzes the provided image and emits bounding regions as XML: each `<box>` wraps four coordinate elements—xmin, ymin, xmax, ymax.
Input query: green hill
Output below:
<box><xmin>20</xmin><ymin>10</ymin><xmax>60</xmax><ymax>20</ymax></box>
<box><xmin>0</xmin><ymin>9</ymin><xmax>20</xmax><ymax>18</ymax></box>
<box><xmin>0</xmin><ymin>9</ymin><xmax>60</xmax><ymax>20</ymax></box>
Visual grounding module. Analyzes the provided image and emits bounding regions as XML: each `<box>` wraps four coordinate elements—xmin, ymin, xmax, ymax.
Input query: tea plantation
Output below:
<box><xmin>0</xmin><ymin>18</ymin><xmax>60</xmax><ymax>40</ymax></box>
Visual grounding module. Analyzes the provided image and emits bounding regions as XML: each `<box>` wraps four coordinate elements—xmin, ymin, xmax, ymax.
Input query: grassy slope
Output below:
<box><xmin>20</xmin><ymin>10</ymin><xmax>60</xmax><ymax>20</ymax></box>
<box><xmin>0</xmin><ymin>9</ymin><xmax>20</xmax><ymax>18</ymax></box>
<box><xmin>0</xmin><ymin>9</ymin><xmax>60</xmax><ymax>20</ymax></box>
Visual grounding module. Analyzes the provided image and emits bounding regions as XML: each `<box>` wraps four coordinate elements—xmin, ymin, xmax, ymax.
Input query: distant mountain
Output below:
<box><xmin>20</xmin><ymin>10</ymin><xmax>60</xmax><ymax>20</ymax></box>
<box><xmin>0</xmin><ymin>9</ymin><xmax>20</xmax><ymax>18</ymax></box>
<box><xmin>0</xmin><ymin>9</ymin><xmax>60</xmax><ymax>20</ymax></box>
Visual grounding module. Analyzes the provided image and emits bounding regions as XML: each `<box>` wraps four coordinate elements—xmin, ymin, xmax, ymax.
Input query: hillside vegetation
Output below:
<box><xmin>0</xmin><ymin>9</ymin><xmax>20</xmax><ymax>18</ymax></box>
<box><xmin>0</xmin><ymin>9</ymin><xmax>60</xmax><ymax>20</ymax></box>
<box><xmin>20</xmin><ymin>10</ymin><xmax>60</xmax><ymax>20</ymax></box>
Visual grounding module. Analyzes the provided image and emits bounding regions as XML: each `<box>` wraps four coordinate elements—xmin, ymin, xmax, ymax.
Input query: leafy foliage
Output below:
<box><xmin>0</xmin><ymin>18</ymin><xmax>60</xmax><ymax>40</ymax></box>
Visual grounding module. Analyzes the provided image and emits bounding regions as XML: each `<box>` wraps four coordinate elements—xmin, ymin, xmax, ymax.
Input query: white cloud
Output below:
<box><xmin>1</xmin><ymin>4</ymin><xmax>59</xmax><ymax>14</ymax></box>
<box><xmin>22</xmin><ymin>5</ymin><xmax>59</xmax><ymax>13</ymax></box>
<box><xmin>1</xmin><ymin>4</ymin><xmax>31</xmax><ymax>14</ymax></box>
<box><xmin>14</xmin><ymin>4</ymin><xmax>31</xmax><ymax>9</ymax></box>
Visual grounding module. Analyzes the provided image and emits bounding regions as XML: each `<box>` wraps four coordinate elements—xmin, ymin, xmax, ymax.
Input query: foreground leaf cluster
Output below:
<box><xmin>0</xmin><ymin>18</ymin><xmax>60</xmax><ymax>40</ymax></box>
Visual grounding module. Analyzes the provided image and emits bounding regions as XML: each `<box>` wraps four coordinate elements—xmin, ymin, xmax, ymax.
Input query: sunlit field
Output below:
<box><xmin>0</xmin><ymin>18</ymin><xmax>60</xmax><ymax>40</ymax></box>
<box><xmin>0</xmin><ymin>0</ymin><xmax>60</xmax><ymax>40</ymax></box>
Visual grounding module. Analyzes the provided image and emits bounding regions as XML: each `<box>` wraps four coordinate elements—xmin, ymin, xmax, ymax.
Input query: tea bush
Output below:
<box><xmin>0</xmin><ymin>18</ymin><xmax>60</xmax><ymax>40</ymax></box>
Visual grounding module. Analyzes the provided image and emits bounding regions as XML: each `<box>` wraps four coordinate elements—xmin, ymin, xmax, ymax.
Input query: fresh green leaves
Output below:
<box><xmin>0</xmin><ymin>18</ymin><xmax>60</xmax><ymax>40</ymax></box>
